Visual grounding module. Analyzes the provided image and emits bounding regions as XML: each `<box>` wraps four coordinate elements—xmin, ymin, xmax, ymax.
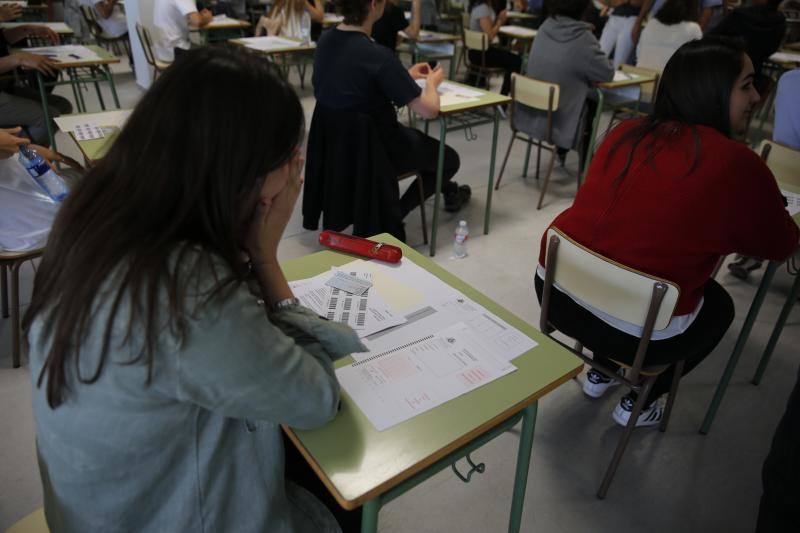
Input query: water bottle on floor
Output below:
<box><xmin>18</xmin><ymin>145</ymin><xmax>69</xmax><ymax>202</ymax></box>
<box><xmin>453</xmin><ymin>220</ymin><xmax>469</xmax><ymax>259</ymax></box>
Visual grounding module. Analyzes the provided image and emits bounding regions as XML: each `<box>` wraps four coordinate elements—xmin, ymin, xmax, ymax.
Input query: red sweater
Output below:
<box><xmin>539</xmin><ymin>120</ymin><xmax>799</xmax><ymax>315</ymax></box>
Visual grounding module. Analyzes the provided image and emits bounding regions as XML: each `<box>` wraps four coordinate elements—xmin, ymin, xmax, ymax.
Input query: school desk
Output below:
<box><xmin>282</xmin><ymin>233</ymin><xmax>582</xmax><ymax>533</ymax></box>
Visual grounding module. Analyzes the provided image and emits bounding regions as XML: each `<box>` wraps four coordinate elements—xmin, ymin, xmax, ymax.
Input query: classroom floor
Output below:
<box><xmin>1</xmin><ymin>54</ymin><xmax>798</xmax><ymax>533</ymax></box>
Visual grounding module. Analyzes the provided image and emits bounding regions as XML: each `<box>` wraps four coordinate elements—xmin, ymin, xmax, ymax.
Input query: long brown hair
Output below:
<box><xmin>23</xmin><ymin>47</ymin><xmax>305</xmax><ymax>408</ymax></box>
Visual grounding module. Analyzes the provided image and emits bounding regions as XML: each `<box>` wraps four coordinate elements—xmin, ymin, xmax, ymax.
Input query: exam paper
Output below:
<box><xmin>23</xmin><ymin>45</ymin><xmax>101</xmax><ymax>63</ymax></box>
<box><xmin>72</xmin><ymin>123</ymin><xmax>104</xmax><ymax>141</ymax></box>
<box><xmin>782</xmin><ymin>189</ymin><xmax>800</xmax><ymax>217</ymax></box>
<box><xmin>237</xmin><ymin>36</ymin><xmax>309</xmax><ymax>51</ymax></box>
<box><xmin>336</xmin><ymin>321</ymin><xmax>517</xmax><ymax>431</ymax></box>
<box><xmin>415</xmin><ymin>80</ymin><xmax>483</xmax><ymax>107</ymax></box>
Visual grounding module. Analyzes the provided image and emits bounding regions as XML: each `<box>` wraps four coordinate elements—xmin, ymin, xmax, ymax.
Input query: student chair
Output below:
<box><xmin>605</xmin><ymin>64</ymin><xmax>660</xmax><ymax>134</ymax></box>
<box><xmin>135</xmin><ymin>24</ymin><xmax>171</xmax><ymax>81</ymax></box>
<box><xmin>6</xmin><ymin>508</ymin><xmax>49</xmax><ymax>533</ymax></box>
<box><xmin>495</xmin><ymin>73</ymin><xmax>561</xmax><ymax>209</ymax></box>
<box><xmin>462</xmin><ymin>28</ymin><xmax>505</xmax><ymax>90</ymax></box>
<box><xmin>303</xmin><ymin>105</ymin><xmax>429</xmax><ymax>244</ymax></box>
<box><xmin>539</xmin><ymin>227</ymin><xmax>685</xmax><ymax>499</ymax></box>
<box><xmin>1</xmin><ymin>249</ymin><xmax>43</xmax><ymax>369</ymax></box>
<box><xmin>79</xmin><ymin>5</ymin><xmax>133</xmax><ymax>67</ymax></box>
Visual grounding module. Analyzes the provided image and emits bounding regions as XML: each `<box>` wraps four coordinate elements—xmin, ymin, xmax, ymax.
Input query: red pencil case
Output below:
<box><xmin>318</xmin><ymin>231</ymin><xmax>403</xmax><ymax>263</ymax></box>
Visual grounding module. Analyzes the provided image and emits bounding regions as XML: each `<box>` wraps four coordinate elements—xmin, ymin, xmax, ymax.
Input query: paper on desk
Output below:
<box><xmin>613</xmin><ymin>70</ymin><xmax>634</xmax><ymax>82</ymax></box>
<box><xmin>23</xmin><ymin>45</ymin><xmax>100</xmax><ymax>63</ymax></box>
<box><xmin>336</xmin><ymin>321</ymin><xmax>517</xmax><ymax>431</ymax></box>
<box><xmin>237</xmin><ymin>36</ymin><xmax>309</xmax><ymax>50</ymax></box>
<box><xmin>782</xmin><ymin>189</ymin><xmax>800</xmax><ymax>217</ymax></box>
<box><xmin>415</xmin><ymin>79</ymin><xmax>482</xmax><ymax>107</ymax></box>
<box><xmin>769</xmin><ymin>51</ymin><xmax>800</xmax><ymax>64</ymax></box>
<box><xmin>499</xmin><ymin>25</ymin><xmax>537</xmax><ymax>38</ymax></box>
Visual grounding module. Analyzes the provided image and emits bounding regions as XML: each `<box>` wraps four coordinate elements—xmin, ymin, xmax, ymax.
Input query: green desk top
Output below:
<box><xmin>54</xmin><ymin>109</ymin><xmax>131</xmax><ymax>162</ymax></box>
<box><xmin>229</xmin><ymin>36</ymin><xmax>316</xmax><ymax>54</ymax></box>
<box><xmin>439</xmin><ymin>80</ymin><xmax>510</xmax><ymax>115</ymax></box>
<box><xmin>283</xmin><ymin>234</ymin><xmax>582</xmax><ymax>509</ymax></box>
<box><xmin>599</xmin><ymin>72</ymin><xmax>656</xmax><ymax>90</ymax></box>
<box><xmin>399</xmin><ymin>29</ymin><xmax>461</xmax><ymax>43</ymax></box>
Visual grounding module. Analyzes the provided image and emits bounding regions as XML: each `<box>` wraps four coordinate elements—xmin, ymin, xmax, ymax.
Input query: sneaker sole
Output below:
<box><xmin>612</xmin><ymin>406</ymin><xmax>662</xmax><ymax>428</ymax></box>
<box><xmin>582</xmin><ymin>380</ymin><xmax>620</xmax><ymax>399</ymax></box>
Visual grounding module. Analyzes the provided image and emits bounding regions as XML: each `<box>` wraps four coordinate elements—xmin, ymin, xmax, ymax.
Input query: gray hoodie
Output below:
<box><xmin>514</xmin><ymin>16</ymin><xmax>614</xmax><ymax>149</ymax></box>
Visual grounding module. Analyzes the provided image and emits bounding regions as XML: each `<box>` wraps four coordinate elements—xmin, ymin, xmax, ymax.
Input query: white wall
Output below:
<box><xmin>125</xmin><ymin>0</ymin><xmax>155</xmax><ymax>89</ymax></box>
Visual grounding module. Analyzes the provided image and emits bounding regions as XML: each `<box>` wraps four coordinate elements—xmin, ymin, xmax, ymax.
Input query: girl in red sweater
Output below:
<box><xmin>535</xmin><ymin>37</ymin><xmax>799</xmax><ymax>427</ymax></box>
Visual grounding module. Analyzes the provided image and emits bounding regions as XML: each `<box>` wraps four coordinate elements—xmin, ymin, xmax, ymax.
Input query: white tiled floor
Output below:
<box><xmin>1</xmin><ymin>54</ymin><xmax>797</xmax><ymax>532</ymax></box>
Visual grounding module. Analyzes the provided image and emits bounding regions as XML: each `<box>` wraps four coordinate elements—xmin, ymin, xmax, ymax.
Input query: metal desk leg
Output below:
<box><xmin>523</xmin><ymin>141</ymin><xmax>532</xmax><ymax>177</ymax></box>
<box><xmin>104</xmin><ymin>65</ymin><xmax>121</xmax><ymax>108</ymax></box>
<box><xmin>429</xmin><ymin>116</ymin><xmax>447</xmax><ymax>256</ymax></box>
<box><xmin>581</xmin><ymin>88</ymin><xmax>604</xmax><ymax>179</ymax></box>
<box><xmin>700</xmin><ymin>260</ymin><xmax>779</xmax><ymax>434</ymax></box>
<box><xmin>449</xmin><ymin>52</ymin><xmax>456</xmax><ymax>80</ymax></box>
<box><xmin>752</xmin><ymin>264</ymin><xmax>800</xmax><ymax>385</ymax></box>
<box><xmin>508</xmin><ymin>401</ymin><xmax>538</xmax><ymax>533</ymax></box>
<box><xmin>484</xmin><ymin>106</ymin><xmax>500</xmax><ymax>235</ymax></box>
<box><xmin>360</xmin><ymin>498</ymin><xmax>380</xmax><ymax>533</ymax></box>
<box><xmin>36</xmin><ymin>72</ymin><xmax>56</xmax><ymax>149</ymax></box>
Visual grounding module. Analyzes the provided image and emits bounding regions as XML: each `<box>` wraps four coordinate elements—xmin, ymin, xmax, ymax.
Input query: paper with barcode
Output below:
<box><xmin>72</xmin><ymin>123</ymin><xmax>104</xmax><ymax>141</ymax></box>
<box><xmin>781</xmin><ymin>189</ymin><xmax>800</xmax><ymax>217</ymax></box>
<box><xmin>325</xmin><ymin>270</ymin><xmax>372</xmax><ymax>295</ymax></box>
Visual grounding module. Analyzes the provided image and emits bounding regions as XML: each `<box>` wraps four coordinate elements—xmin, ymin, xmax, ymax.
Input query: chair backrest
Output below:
<box><xmin>6</xmin><ymin>507</ymin><xmax>49</xmax><ymax>533</ymax></box>
<box><xmin>135</xmin><ymin>23</ymin><xmax>156</xmax><ymax>68</ymax></box>
<box><xmin>759</xmin><ymin>139</ymin><xmax>800</xmax><ymax>186</ymax></box>
<box><xmin>463</xmin><ymin>28</ymin><xmax>487</xmax><ymax>52</ymax></box>
<box><xmin>79</xmin><ymin>4</ymin><xmax>104</xmax><ymax>39</ymax></box>
<box><xmin>620</xmin><ymin>64</ymin><xmax>659</xmax><ymax>105</ymax></box>
<box><xmin>542</xmin><ymin>227</ymin><xmax>679</xmax><ymax>332</ymax></box>
<box><xmin>511</xmin><ymin>73</ymin><xmax>559</xmax><ymax>112</ymax></box>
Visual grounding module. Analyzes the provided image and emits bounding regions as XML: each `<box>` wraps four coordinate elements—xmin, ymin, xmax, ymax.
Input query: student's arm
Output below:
<box><xmin>630</xmin><ymin>0</ymin><xmax>653</xmax><ymax>44</ymax></box>
<box><xmin>0</xmin><ymin>51</ymin><xmax>58</xmax><ymax>76</ymax></box>
<box><xmin>93</xmin><ymin>0</ymin><xmax>119</xmax><ymax>19</ymax></box>
<box><xmin>0</xmin><ymin>3</ymin><xmax>22</xmax><ymax>21</ymax></box>
<box><xmin>4</xmin><ymin>24</ymin><xmax>59</xmax><ymax>45</ymax></box>
<box><xmin>407</xmin><ymin>64</ymin><xmax>443</xmax><ymax>120</ymax></box>
<box><xmin>585</xmin><ymin>36</ymin><xmax>615</xmax><ymax>82</ymax></box>
<box><xmin>187</xmin><ymin>8</ymin><xmax>213</xmax><ymax>29</ymax></box>
<box><xmin>0</xmin><ymin>127</ymin><xmax>28</xmax><ymax>159</ymax></box>
<box><xmin>305</xmin><ymin>0</ymin><xmax>324</xmax><ymax>23</ymax></box>
<box><xmin>402</xmin><ymin>0</ymin><xmax>422</xmax><ymax>40</ymax></box>
<box><xmin>478</xmin><ymin>8</ymin><xmax>508</xmax><ymax>42</ymax></box>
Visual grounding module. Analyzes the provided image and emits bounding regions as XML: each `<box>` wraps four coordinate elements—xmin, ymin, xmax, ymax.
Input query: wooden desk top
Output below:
<box><xmin>283</xmin><ymin>234</ymin><xmax>582</xmax><ymax>509</ymax></box>
<box><xmin>507</xmin><ymin>10</ymin><xmax>537</xmax><ymax>20</ymax></box>
<box><xmin>399</xmin><ymin>29</ymin><xmax>461</xmax><ymax>43</ymax></box>
<box><xmin>15</xmin><ymin>44</ymin><xmax>119</xmax><ymax>68</ymax></box>
<box><xmin>598</xmin><ymin>71</ymin><xmax>656</xmax><ymax>89</ymax></box>
<box><xmin>203</xmin><ymin>17</ymin><xmax>251</xmax><ymax>30</ymax></box>
<box><xmin>499</xmin><ymin>25</ymin><xmax>537</xmax><ymax>39</ymax></box>
<box><xmin>769</xmin><ymin>50</ymin><xmax>800</xmax><ymax>66</ymax></box>
<box><xmin>437</xmin><ymin>79</ymin><xmax>510</xmax><ymax>115</ymax></box>
<box><xmin>0</xmin><ymin>22</ymin><xmax>74</xmax><ymax>34</ymax></box>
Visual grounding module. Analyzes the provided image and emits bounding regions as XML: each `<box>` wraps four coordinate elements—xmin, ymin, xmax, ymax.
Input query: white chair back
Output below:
<box><xmin>511</xmin><ymin>73</ymin><xmax>559</xmax><ymax>112</ymax></box>
<box><xmin>759</xmin><ymin>140</ymin><xmax>800</xmax><ymax>186</ymax></box>
<box><xmin>463</xmin><ymin>28</ymin><xmax>487</xmax><ymax>51</ymax></box>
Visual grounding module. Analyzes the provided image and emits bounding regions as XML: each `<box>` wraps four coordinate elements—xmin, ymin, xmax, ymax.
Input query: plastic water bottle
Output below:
<box><xmin>453</xmin><ymin>220</ymin><xmax>469</xmax><ymax>259</ymax></box>
<box><xmin>18</xmin><ymin>147</ymin><xmax>69</xmax><ymax>202</ymax></box>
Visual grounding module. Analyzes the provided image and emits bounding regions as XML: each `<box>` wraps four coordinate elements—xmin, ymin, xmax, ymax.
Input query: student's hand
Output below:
<box><xmin>0</xmin><ymin>127</ymin><xmax>29</xmax><ymax>159</ymax></box>
<box><xmin>497</xmin><ymin>9</ymin><xmax>508</xmax><ymax>25</ymax></box>
<box><xmin>15</xmin><ymin>51</ymin><xmax>59</xmax><ymax>77</ymax></box>
<box><xmin>0</xmin><ymin>4</ymin><xmax>22</xmax><ymax>21</ymax></box>
<box><xmin>200</xmin><ymin>8</ymin><xmax>213</xmax><ymax>23</ymax></box>
<box><xmin>246</xmin><ymin>150</ymin><xmax>304</xmax><ymax>264</ymax></box>
<box><xmin>408</xmin><ymin>62</ymin><xmax>431</xmax><ymax>80</ymax></box>
<box><xmin>426</xmin><ymin>64</ymin><xmax>444</xmax><ymax>88</ymax></box>
<box><xmin>25</xmin><ymin>24</ymin><xmax>60</xmax><ymax>45</ymax></box>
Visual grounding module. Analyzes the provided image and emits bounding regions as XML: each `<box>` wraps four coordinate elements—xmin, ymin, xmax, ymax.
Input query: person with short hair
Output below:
<box><xmin>534</xmin><ymin>37</ymin><xmax>799</xmax><ymax>427</ymax></box>
<box><xmin>153</xmin><ymin>0</ymin><xmax>213</xmax><ymax>62</ymax></box>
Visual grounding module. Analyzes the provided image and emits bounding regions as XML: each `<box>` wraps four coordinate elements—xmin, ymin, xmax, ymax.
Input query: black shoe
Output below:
<box><xmin>727</xmin><ymin>256</ymin><xmax>762</xmax><ymax>280</ymax></box>
<box><xmin>444</xmin><ymin>184</ymin><xmax>471</xmax><ymax>212</ymax></box>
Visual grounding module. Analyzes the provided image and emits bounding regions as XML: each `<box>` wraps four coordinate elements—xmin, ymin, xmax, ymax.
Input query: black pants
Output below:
<box><xmin>283</xmin><ymin>432</ymin><xmax>362</xmax><ymax>532</ymax></box>
<box><xmin>757</xmin><ymin>364</ymin><xmax>800</xmax><ymax>532</ymax></box>
<box><xmin>535</xmin><ymin>276</ymin><xmax>735</xmax><ymax>405</ymax></box>
<box><xmin>467</xmin><ymin>47</ymin><xmax>522</xmax><ymax>95</ymax></box>
<box><xmin>385</xmin><ymin>125</ymin><xmax>460</xmax><ymax>218</ymax></box>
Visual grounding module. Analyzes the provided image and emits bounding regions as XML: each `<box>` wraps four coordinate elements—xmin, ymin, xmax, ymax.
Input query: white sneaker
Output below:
<box><xmin>612</xmin><ymin>393</ymin><xmax>664</xmax><ymax>428</ymax></box>
<box><xmin>582</xmin><ymin>368</ymin><xmax>622</xmax><ymax>398</ymax></box>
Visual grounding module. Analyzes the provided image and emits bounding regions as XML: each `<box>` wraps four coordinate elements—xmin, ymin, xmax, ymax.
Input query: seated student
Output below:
<box><xmin>153</xmin><ymin>0</ymin><xmax>213</xmax><ymax>62</ymax></box>
<box><xmin>598</xmin><ymin>0</ymin><xmax>644</xmax><ymax>68</ymax></box>
<box><xmin>774</xmin><ymin>68</ymin><xmax>800</xmax><ymax>149</ymax></box>
<box><xmin>534</xmin><ymin>37</ymin><xmax>799</xmax><ymax>427</ymax></box>
<box><xmin>468</xmin><ymin>0</ymin><xmax>522</xmax><ymax>95</ymax></box>
<box><xmin>516</xmin><ymin>0</ymin><xmax>614</xmax><ymax>163</ymax></box>
<box><xmin>0</xmin><ymin>25</ymin><xmax>72</xmax><ymax>147</ymax></box>
<box><xmin>711</xmin><ymin>0</ymin><xmax>786</xmax><ymax>88</ymax></box>
<box><xmin>372</xmin><ymin>0</ymin><xmax>421</xmax><ymax>51</ymax></box>
<box><xmin>636</xmin><ymin>0</ymin><xmax>702</xmax><ymax>72</ymax></box>
<box><xmin>24</xmin><ymin>46</ymin><xmax>365</xmax><ymax>533</ymax></box>
<box><xmin>313</xmin><ymin>0</ymin><xmax>469</xmax><ymax>223</ymax></box>
<box><xmin>79</xmin><ymin>0</ymin><xmax>128</xmax><ymax>38</ymax></box>
<box><xmin>256</xmin><ymin>0</ymin><xmax>324</xmax><ymax>40</ymax></box>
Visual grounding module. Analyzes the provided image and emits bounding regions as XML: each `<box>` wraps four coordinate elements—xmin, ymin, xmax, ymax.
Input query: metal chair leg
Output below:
<box><xmin>1</xmin><ymin>264</ymin><xmax>8</xmax><ymax>318</ymax></box>
<box><xmin>536</xmin><ymin>146</ymin><xmax>557</xmax><ymax>210</ymax></box>
<box><xmin>597</xmin><ymin>377</ymin><xmax>657</xmax><ymax>499</ymax></box>
<box><xmin>659</xmin><ymin>359</ymin><xmax>684</xmax><ymax>433</ymax></box>
<box><xmin>752</xmin><ymin>269</ymin><xmax>800</xmax><ymax>385</ymax></box>
<box><xmin>11</xmin><ymin>260</ymin><xmax>23</xmax><ymax>368</ymax></box>
<box><xmin>535</xmin><ymin>141</ymin><xmax>542</xmax><ymax>179</ymax></box>
<box><xmin>415</xmin><ymin>174</ymin><xmax>429</xmax><ymax>245</ymax></box>
<box><xmin>494</xmin><ymin>134</ymin><xmax>516</xmax><ymax>191</ymax></box>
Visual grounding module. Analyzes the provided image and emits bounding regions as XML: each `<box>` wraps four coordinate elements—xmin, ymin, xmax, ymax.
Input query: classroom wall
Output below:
<box><xmin>126</xmin><ymin>0</ymin><xmax>154</xmax><ymax>89</ymax></box>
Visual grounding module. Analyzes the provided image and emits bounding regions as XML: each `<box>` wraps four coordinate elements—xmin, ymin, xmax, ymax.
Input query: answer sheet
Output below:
<box><xmin>23</xmin><ymin>45</ymin><xmax>101</xmax><ymax>63</ymax></box>
<box><xmin>415</xmin><ymin>80</ymin><xmax>483</xmax><ymax>107</ymax></box>
<box><xmin>782</xmin><ymin>189</ymin><xmax>800</xmax><ymax>217</ymax></box>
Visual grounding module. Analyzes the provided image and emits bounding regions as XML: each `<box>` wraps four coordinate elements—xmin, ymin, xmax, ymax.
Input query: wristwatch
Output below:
<box><xmin>269</xmin><ymin>297</ymin><xmax>300</xmax><ymax>313</ymax></box>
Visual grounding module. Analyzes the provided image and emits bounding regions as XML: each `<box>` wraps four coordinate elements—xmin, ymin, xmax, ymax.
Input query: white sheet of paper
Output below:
<box><xmin>23</xmin><ymin>45</ymin><xmax>101</xmax><ymax>63</ymax></box>
<box><xmin>781</xmin><ymin>189</ymin><xmax>800</xmax><ymax>217</ymax></box>
<box><xmin>415</xmin><ymin>79</ymin><xmax>482</xmax><ymax>107</ymax></box>
<box><xmin>613</xmin><ymin>70</ymin><xmax>634</xmax><ymax>82</ymax></box>
<box><xmin>499</xmin><ymin>25</ymin><xmax>537</xmax><ymax>38</ymax></box>
<box><xmin>238</xmin><ymin>36</ymin><xmax>309</xmax><ymax>51</ymax></box>
<box><xmin>769</xmin><ymin>52</ymin><xmax>800</xmax><ymax>64</ymax></box>
<box><xmin>72</xmin><ymin>123</ymin><xmax>104</xmax><ymax>141</ymax></box>
<box><xmin>325</xmin><ymin>270</ymin><xmax>372</xmax><ymax>295</ymax></box>
<box><xmin>336</xmin><ymin>321</ymin><xmax>517</xmax><ymax>431</ymax></box>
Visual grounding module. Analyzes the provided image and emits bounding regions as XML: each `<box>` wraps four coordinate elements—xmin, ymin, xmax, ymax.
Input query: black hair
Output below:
<box><xmin>335</xmin><ymin>0</ymin><xmax>380</xmax><ymax>24</ymax></box>
<box><xmin>24</xmin><ymin>46</ymin><xmax>305</xmax><ymax>408</ymax></box>
<box><xmin>655</xmin><ymin>0</ymin><xmax>699</xmax><ymax>25</ymax></box>
<box><xmin>605</xmin><ymin>37</ymin><xmax>748</xmax><ymax>182</ymax></box>
<box><xmin>546</xmin><ymin>0</ymin><xmax>590</xmax><ymax>20</ymax></box>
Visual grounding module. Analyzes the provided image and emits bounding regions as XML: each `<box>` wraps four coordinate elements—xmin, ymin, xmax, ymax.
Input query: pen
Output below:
<box><xmin>69</xmin><ymin>53</ymin><xmax>80</xmax><ymax>59</ymax></box>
